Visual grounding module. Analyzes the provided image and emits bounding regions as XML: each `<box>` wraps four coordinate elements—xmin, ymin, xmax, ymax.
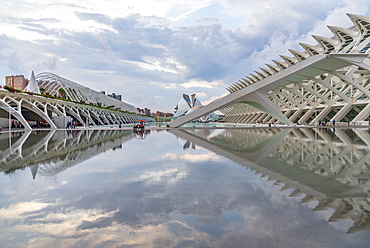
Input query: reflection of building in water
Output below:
<box><xmin>171</xmin><ymin>128</ymin><xmax>370</xmax><ymax>233</ymax></box>
<box><xmin>0</xmin><ymin>130</ymin><xmax>135</xmax><ymax>178</ymax></box>
<box><xmin>268</xmin><ymin>128</ymin><xmax>370</xmax><ymax>193</ymax></box>
<box><xmin>207</xmin><ymin>128</ymin><xmax>281</xmax><ymax>151</ymax></box>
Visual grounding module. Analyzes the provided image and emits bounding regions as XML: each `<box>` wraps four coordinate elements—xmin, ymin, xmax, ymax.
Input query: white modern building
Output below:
<box><xmin>0</xmin><ymin>72</ymin><xmax>153</xmax><ymax>130</ymax></box>
<box><xmin>169</xmin><ymin>13</ymin><xmax>370</xmax><ymax>127</ymax></box>
<box><xmin>174</xmin><ymin>93</ymin><xmax>217</xmax><ymax>122</ymax></box>
<box><xmin>36</xmin><ymin>72</ymin><xmax>138</xmax><ymax>113</ymax></box>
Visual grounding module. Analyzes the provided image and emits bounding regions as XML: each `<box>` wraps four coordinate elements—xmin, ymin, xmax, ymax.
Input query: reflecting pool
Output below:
<box><xmin>1</xmin><ymin>128</ymin><xmax>370</xmax><ymax>247</ymax></box>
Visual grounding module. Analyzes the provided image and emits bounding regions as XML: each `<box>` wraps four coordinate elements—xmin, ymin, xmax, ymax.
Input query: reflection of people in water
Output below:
<box><xmin>134</xmin><ymin>122</ymin><xmax>144</xmax><ymax>129</ymax></box>
<box><xmin>134</xmin><ymin>130</ymin><xmax>146</xmax><ymax>139</ymax></box>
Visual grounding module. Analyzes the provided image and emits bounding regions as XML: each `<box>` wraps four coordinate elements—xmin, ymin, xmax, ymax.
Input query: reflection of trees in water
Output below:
<box><xmin>0</xmin><ymin>130</ymin><xmax>134</xmax><ymax>177</ymax></box>
<box><xmin>174</xmin><ymin>127</ymin><xmax>370</xmax><ymax>234</ymax></box>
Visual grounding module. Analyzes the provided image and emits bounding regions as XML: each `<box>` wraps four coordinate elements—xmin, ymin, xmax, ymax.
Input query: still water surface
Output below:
<box><xmin>1</xmin><ymin>128</ymin><xmax>370</xmax><ymax>247</ymax></box>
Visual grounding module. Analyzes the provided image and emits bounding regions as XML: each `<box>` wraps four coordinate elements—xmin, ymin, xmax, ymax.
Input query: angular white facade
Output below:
<box><xmin>174</xmin><ymin>93</ymin><xmax>217</xmax><ymax>122</ymax></box>
<box><xmin>174</xmin><ymin>94</ymin><xmax>202</xmax><ymax>118</ymax></box>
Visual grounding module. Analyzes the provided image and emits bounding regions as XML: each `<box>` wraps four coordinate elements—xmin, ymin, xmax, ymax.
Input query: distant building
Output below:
<box><xmin>173</xmin><ymin>93</ymin><xmax>217</xmax><ymax>122</ymax></box>
<box><xmin>137</xmin><ymin>108</ymin><xmax>151</xmax><ymax>116</ymax></box>
<box><xmin>108</xmin><ymin>93</ymin><xmax>122</xmax><ymax>101</ymax></box>
<box><xmin>100</xmin><ymin>91</ymin><xmax>122</xmax><ymax>101</ymax></box>
<box><xmin>5</xmin><ymin>75</ymin><xmax>29</xmax><ymax>90</ymax></box>
<box><xmin>137</xmin><ymin>108</ymin><xmax>144</xmax><ymax>114</ymax></box>
<box><xmin>155</xmin><ymin>111</ymin><xmax>174</xmax><ymax>117</ymax></box>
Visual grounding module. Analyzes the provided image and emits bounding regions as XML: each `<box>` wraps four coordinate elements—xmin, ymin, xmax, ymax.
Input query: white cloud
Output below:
<box><xmin>138</xmin><ymin>167</ymin><xmax>188</xmax><ymax>185</ymax></box>
<box><xmin>159</xmin><ymin>152</ymin><xmax>223</xmax><ymax>162</ymax></box>
<box><xmin>180</xmin><ymin>80</ymin><xmax>220</xmax><ymax>89</ymax></box>
<box><xmin>239</xmin><ymin>0</ymin><xmax>370</xmax><ymax>71</ymax></box>
<box><xmin>130</xmin><ymin>56</ymin><xmax>186</xmax><ymax>74</ymax></box>
<box><xmin>181</xmin><ymin>152</ymin><xmax>223</xmax><ymax>162</ymax></box>
<box><xmin>0</xmin><ymin>0</ymin><xmax>369</xmax><ymax>112</ymax></box>
<box><xmin>194</xmin><ymin>92</ymin><xmax>206</xmax><ymax>97</ymax></box>
<box><xmin>158</xmin><ymin>82</ymin><xmax>179</xmax><ymax>89</ymax></box>
<box><xmin>0</xmin><ymin>201</ymin><xmax>51</xmax><ymax>219</ymax></box>
<box><xmin>202</xmin><ymin>92</ymin><xmax>228</xmax><ymax>105</ymax></box>
<box><xmin>299</xmin><ymin>0</ymin><xmax>370</xmax><ymax>45</ymax></box>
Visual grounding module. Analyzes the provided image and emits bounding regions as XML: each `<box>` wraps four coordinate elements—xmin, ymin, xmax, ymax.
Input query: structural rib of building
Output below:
<box><xmin>169</xmin><ymin>13</ymin><xmax>370</xmax><ymax>127</ymax></box>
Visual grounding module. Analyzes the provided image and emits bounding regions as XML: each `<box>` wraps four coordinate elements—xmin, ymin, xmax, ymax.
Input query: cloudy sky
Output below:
<box><xmin>1</xmin><ymin>0</ymin><xmax>370</xmax><ymax>112</ymax></box>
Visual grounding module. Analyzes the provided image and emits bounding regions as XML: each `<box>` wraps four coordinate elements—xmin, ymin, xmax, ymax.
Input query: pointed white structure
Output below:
<box><xmin>30</xmin><ymin>165</ymin><xmax>38</xmax><ymax>180</ymax></box>
<box><xmin>173</xmin><ymin>93</ymin><xmax>217</xmax><ymax>122</ymax></box>
<box><xmin>173</xmin><ymin>94</ymin><xmax>202</xmax><ymax>118</ymax></box>
<box><xmin>24</xmin><ymin>71</ymin><xmax>40</xmax><ymax>94</ymax></box>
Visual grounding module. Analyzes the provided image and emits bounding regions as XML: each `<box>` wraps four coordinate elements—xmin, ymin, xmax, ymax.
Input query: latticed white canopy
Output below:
<box><xmin>220</xmin><ymin>13</ymin><xmax>370</xmax><ymax>125</ymax></box>
<box><xmin>36</xmin><ymin>72</ymin><xmax>138</xmax><ymax>113</ymax></box>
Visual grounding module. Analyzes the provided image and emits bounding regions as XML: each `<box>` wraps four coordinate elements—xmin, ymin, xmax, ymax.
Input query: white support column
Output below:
<box><xmin>351</xmin><ymin>103</ymin><xmax>370</xmax><ymax>122</ymax></box>
<box><xmin>0</xmin><ymin>99</ymin><xmax>32</xmax><ymax>130</ymax></box>
<box><xmin>22</xmin><ymin>99</ymin><xmax>57</xmax><ymax>129</ymax></box>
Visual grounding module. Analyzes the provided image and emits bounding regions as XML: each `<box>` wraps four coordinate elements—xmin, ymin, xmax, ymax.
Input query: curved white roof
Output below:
<box><xmin>36</xmin><ymin>72</ymin><xmax>138</xmax><ymax>113</ymax></box>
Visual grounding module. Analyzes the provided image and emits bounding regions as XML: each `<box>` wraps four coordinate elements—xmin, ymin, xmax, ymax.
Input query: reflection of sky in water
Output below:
<box><xmin>0</xmin><ymin>129</ymin><xmax>370</xmax><ymax>247</ymax></box>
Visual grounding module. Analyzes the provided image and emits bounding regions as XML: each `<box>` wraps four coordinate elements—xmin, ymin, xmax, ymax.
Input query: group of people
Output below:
<box><xmin>66</xmin><ymin>120</ymin><xmax>78</xmax><ymax>129</ymax></box>
<box><xmin>318</xmin><ymin>119</ymin><xmax>336</xmax><ymax>126</ymax></box>
<box><xmin>11</xmin><ymin>120</ymin><xmax>23</xmax><ymax>128</ymax></box>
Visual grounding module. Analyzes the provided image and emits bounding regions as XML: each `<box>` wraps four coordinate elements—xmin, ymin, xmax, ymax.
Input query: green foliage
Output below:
<box><xmin>4</xmin><ymin>86</ymin><xmax>16</xmax><ymax>92</ymax></box>
<box><xmin>58</xmin><ymin>88</ymin><xmax>66</xmax><ymax>98</ymax></box>
<box><xmin>4</xmin><ymin>86</ymin><xmax>23</xmax><ymax>93</ymax></box>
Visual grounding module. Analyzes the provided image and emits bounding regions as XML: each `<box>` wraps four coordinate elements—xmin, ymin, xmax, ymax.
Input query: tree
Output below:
<box><xmin>58</xmin><ymin>88</ymin><xmax>66</xmax><ymax>98</ymax></box>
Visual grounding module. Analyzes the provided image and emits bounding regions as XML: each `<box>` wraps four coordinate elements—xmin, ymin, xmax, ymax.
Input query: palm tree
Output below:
<box><xmin>39</xmin><ymin>87</ymin><xmax>46</xmax><ymax>94</ymax></box>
